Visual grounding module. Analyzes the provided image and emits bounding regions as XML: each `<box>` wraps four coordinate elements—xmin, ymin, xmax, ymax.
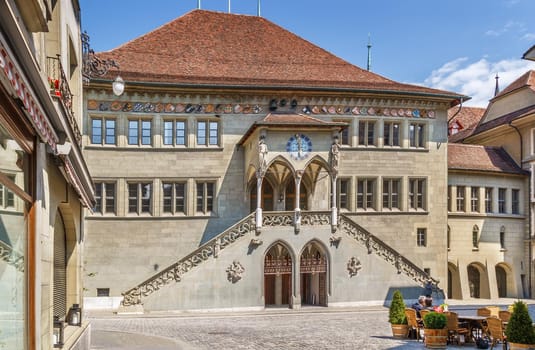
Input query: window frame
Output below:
<box><xmin>127</xmin><ymin>182</ymin><xmax>153</xmax><ymax>215</ymax></box>
<box><xmin>471</xmin><ymin>187</ymin><xmax>480</xmax><ymax>212</ymax></box>
<box><xmin>416</xmin><ymin>228</ymin><xmax>427</xmax><ymax>247</ymax></box>
<box><xmin>383</xmin><ymin>121</ymin><xmax>401</xmax><ymax>147</ymax></box>
<box><xmin>498</xmin><ymin>188</ymin><xmax>506</xmax><ymax>214</ymax></box>
<box><xmin>485</xmin><ymin>187</ymin><xmax>493</xmax><ymax>213</ymax></box>
<box><xmin>94</xmin><ymin>181</ymin><xmax>116</xmax><ymax>215</ymax></box>
<box><xmin>196</xmin><ymin>181</ymin><xmax>216</xmax><ymax>215</ymax></box>
<box><xmin>128</xmin><ymin>118</ymin><xmax>152</xmax><ymax>146</ymax></box>
<box><xmin>357</xmin><ymin>178</ymin><xmax>376</xmax><ymax>211</ymax></box>
<box><xmin>338</xmin><ymin>178</ymin><xmax>350</xmax><ymax>210</ymax></box>
<box><xmin>408</xmin><ymin>178</ymin><xmax>426</xmax><ymax>211</ymax></box>
<box><xmin>91</xmin><ymin>117</ymin><xmax>116</xmax><ymax>145</ymax></box>
<box><xmin>163</xmin><ymin>119</ymin><xmax>187</xmax><ymax>146</ymax></box>
<box><xmin>197</xmin><ymin>120</ymin><xmax>219</xmax><ymax>147</ymax></box>
<box><xmin>472</xmin><ymin>225</ymin><xmax>479</xmax><ymax>249</ymax></box>
<box><xmin>409</xmin><ymin>122</ymin><xmax>426</xmax><ymax>148</ymax></box>
<box><xmin>382</xmin><ymin>178</ymin><xmax>400</xmax><ymax>211</ymax></box>
<box><xmin>512</xmin><ymin>189</ymin><xmax>520</xmax><ymax>214</ymax></box>
<box><xmin>162</xmin><ymin>181</ymin><xmax>187</xmax><ymax>215</ymax></box>
<box><xmin>456</xmin><ymin>186</ymin><xmax>465</xmax><ymax>212</ymax></box>
<box><xmin>358</xmin><ymin>120</ymin><xmax>376</xmax><ymax>147</ymax></box>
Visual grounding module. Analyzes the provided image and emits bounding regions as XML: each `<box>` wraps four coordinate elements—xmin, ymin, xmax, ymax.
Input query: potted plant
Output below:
<box><xmin>388</xmin><ymin>290</ymin><xmax>408</xmax><ymax>338</ymax></box>
<box><xmin>423</xmin><ymin>311</ymin><xmax>448</xmax><ymax>349</ymax></box>
<box><xmin>505</xmin><ymin>300</ymin><xmax>535</xmax><ymax>349</ymax></box>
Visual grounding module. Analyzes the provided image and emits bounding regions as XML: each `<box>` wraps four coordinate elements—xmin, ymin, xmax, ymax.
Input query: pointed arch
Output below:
<box><xmin>263</xmin><ymin>241</ymin><xmax>295</xmax><ymax>307</ymax></box>
<box><xmin>447</xmin><ymin>261</ymin><xmax>462</xmax><ymax>299</ymax></box>
<box><xmin>299</xmin><ymin>240</ymin><xmax>329</xmax><ymax>306</ymax></box>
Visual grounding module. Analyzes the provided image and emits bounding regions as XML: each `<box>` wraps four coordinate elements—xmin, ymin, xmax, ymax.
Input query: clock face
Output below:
<box><xmin>286</xmin><ymin>134</ymin><xmax>312</xmax><ymax>160</ymax></box>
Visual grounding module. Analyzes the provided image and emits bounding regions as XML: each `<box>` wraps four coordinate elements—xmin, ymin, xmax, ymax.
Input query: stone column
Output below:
<box><xmin>255</xmin><ymin>173</ymin><xmax>263</xmax><ymax>234</ymax></box>
<box><xmin>294</xmin><ymin>172</ymin><xmax>302</xmax><ymax>234</ymax></box>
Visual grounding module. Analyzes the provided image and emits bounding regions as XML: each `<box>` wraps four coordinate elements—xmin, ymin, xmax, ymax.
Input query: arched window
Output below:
<box><xmin>500</xmin><ymin>226</ymin><xmax>506</xmax><ymax>249</ymax></box>
<box><xmin>447</xmin><ymin>226</ymin><xmax>451</xmax><ymax>250</ymax></box>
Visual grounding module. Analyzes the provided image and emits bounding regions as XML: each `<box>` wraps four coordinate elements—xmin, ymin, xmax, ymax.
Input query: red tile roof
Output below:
<box><xmin>494</xmin><ymin>70</ymin><xmax>535</xmax><ymax>98</ymax></box>
<box><xmin>448</xmin><ymin>106</ymin><xmax>486</xmax><ymax>143</ymax></box>
<box><xmin>238</xmin><ymin>112</ymin><xmax>346</xmax><ymax>145</ymax></box>
<box><xmin>98</xmin><ymin>10</ymin><xmax>464</xmax><ymax>101</ymax></box>
<box><xmin>448</xmin><ymin>143</ymin><xmax>526</xmax><ymax>175</ymax></box>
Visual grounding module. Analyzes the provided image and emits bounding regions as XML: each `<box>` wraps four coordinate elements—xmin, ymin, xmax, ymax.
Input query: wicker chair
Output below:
<box><xmin>477</xmin><ymin>307</ymin><xmax>492</xmax><ymax>317</ymax></box>
<box><xmin>498</xmin><ymin>310</ymin><xmax>511</xmax><ymax>323</ymax></box>
<box><xmin>405</xmin><ymin>308</ymin><xmax>424</xmax><ymax>342</ymax></box>
<box><xmin>420</xmin><ymin>309</ymin><xmax>430</xmax><ymax>320</ymax></box>
<box><xmin>486</xmin><ymin>316</ymin><xmax>507</xmax><ymax>350</ymax></box>
<box><xmin>445</xmin><ymin>311</ymin><xmax>470</xmax><ymax>345</ymax></box>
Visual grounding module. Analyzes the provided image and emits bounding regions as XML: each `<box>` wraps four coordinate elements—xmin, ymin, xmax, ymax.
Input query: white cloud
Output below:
<box><xmin>522</xmin><ymin>33</ymin><xmax>535</xmax><ymax>41</ymax></box>
<box><xmin>422</xmin><ymin>57</ymin><xmax>535</xmax><ymax>107</ymax></box>
<box><xmin>485</xmin><ymin>21</ymin><xmax>526</xmax><ymax>37</ymax></box>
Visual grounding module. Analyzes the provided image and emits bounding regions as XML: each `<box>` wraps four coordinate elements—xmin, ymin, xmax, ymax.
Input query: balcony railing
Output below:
<box><xmin>46</xmin><ymin>56</ymin><xmax>82</xmax><ymax>146</ymax></box>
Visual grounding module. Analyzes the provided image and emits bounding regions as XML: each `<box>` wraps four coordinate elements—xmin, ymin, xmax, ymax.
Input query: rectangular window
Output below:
<box><xmin>357</xmin><ymin>178</ymin><xmax>375</xmax><ymax>210</ymax></box>
<box><xmin>500</xmin><ymin>228</ymin><xmax>505</xmax><ymax>249</ymax></box>
<box><xmin>338</xmin><ymin>179</ymin><xmax>349</xmax><ymax>210</ymax></box>
<box><xmin>197</xmin><ymin>120</ymin><xmax>219</xmax><ymax>146</ymax></box>
<box><xmin>128</xmin><ymin>182</ymin><xmax>152</xmax><ymax>214</ymax></box>
<box><xmin>384</xmin><ymin>121</ymin><xmax>400</xmax><ymax>147</ymax></box>
<box><xmin>456</xmin><ymin>186</ymin><xmax>465</xmax><ymax>212</ymax></box>
<box><xmin>162</xmin><ymin>182</ymin><xmax>186</xmax><ymax>214</ymax></box>
<box><xmin>417</xmin><ymin>228</ymin><xmax>427</xmax><ymax>247</ymax></box>
<box><xmin>358</xmin><ymin>121</ymin><xmax>375</xmax><ymax>146</ymax></box>
<box><xmin>163</xmin><ymin>120</ymin><xmax>186</xmax><ymax>146</ymax></box>
<box><xmin>91</xmin><ymin>118</ymin><xmax>116</xmax><ymax>145</ymax></box>
<box><xmin>471</xmin><ymin>187</ymin><xmax>480</xmax><ymax>212</ymax></box>
<box><xmin>340</xmin><ymin>126</ymin><xmax>349</xmax><ymax>145</ymax></box>
<box><xmin>498</xmin><ymin>188</ymin><xmax>506</xmax><ymax>213</ymax></box>
<box><xmin>94</xmin><ymin>182</ymin><xmax>116</xmax><ymax>214</ymax></box>
<box><xmin>382</xmin><ymin>178</ymin><xmax>400</xmax><ymax>210</ymax></box>
<box><xmin>485</xmin><ymin>187</ymin><xmax>493</xmax><ymax>213</ymax></box>
<box><xmin>196</xmin><ymin>182</ymin><xmax>215</xmax><ymax>214</ymax></box>
<box><xmin>409</xmin><ymin>178</ymin><xmax>426</xmax><ymax>210</ymax></box>
<box><xmin>409</xmin><ymin>123</ymin><xmax>425</xmax><ymax>148</ymax></box>
<box><xmin>512</xmin><ymin>189</ymin><xmax>520</xmax><ymax>214</ymax></box>
<box><xmin>128</xmin><ymin>119</ymin><xmax>152</xmax><ymax>145</ymax></box>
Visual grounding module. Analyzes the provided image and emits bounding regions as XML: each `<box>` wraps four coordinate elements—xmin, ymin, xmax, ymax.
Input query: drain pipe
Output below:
<box><xmin>508</xmin><ymin>121</ymin><xmax>531</xmax><ymax>297</ymax></box>
<box><xmin>447</xmin><ymin>97</ymin><xmax>464</xmax><ymax>125</ymax></box>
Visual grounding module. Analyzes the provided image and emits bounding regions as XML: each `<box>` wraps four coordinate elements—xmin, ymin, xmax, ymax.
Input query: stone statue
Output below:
<box><xmin>258</xmin><ymin>136</ymin><xmax>268</xmax><ymax>171</ymax></box>
<box><xmin>330</xmin><ymin>137</ymin><xmax>340</xmax><ymax>171</ymax></box>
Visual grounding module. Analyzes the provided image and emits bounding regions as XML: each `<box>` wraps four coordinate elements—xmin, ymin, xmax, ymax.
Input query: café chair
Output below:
<box><xmin>405</xmin><ymin>308</ymin><xmax>424</xmax><ymax>342</ymax></box>
<box><xmin>420</xmin><ymin>309</ymin><xmax>430</xmax><ymax>320</ymax></box>
<box><xmin>446</xmin><ymin>311</ymin><xmax>470</xmax><ymax>345</ymax></box>
<box><xmin>486</xmin><ymin>316</ymin><xmax>507</xmax><ymax>350</ymax></box>
<box><xmin>498</xmin><ymin>310</ymin><xmax>511</xmax><ymax>324</ymax></box>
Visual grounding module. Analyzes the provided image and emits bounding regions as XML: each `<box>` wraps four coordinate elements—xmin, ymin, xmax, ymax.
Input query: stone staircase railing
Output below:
<box><xmin>120</xmin><ymin>211</ymin><xmax>438</xmax><ymax>307</ymax></box>
<box><xmin>339</xmin><ymin>214</ymin><xmax>439</xmax><ymax>287</ymax></box>
<box><xmin>121</xmin><ymin>213</ymin><xmax>255</xmax><ymax>306</ymax></box>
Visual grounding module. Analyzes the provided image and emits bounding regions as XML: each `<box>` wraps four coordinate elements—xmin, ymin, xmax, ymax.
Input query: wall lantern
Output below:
<box><xmin>81</xmin><ymin>31</ymin><xmax>124</xmax><ymax>96</ymax></box>
<box><xmin>53</xmin><ymin>316</ymin><xmax>64</xmax><ymax>348</ymax></box>
<box><xmin>67</xmin><ymin>303</ymin><xmax>82</xmax><ymax>326</ymax></box>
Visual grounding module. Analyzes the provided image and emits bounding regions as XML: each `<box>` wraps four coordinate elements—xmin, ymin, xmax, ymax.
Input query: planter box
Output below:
<box><xmin>424</xmin><ymin>328</ymin><xmax>447</xmax><ymax>349</ymax></box>
<box><xmin>391</xmin><ymin>324</ymin><xmax>408</xmax><ymax>338</ymax></box>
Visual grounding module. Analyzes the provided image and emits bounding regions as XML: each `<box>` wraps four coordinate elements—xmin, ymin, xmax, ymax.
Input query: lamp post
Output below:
<box><xmin>81</xmin><ymin>31</ymin><xmax>124</xmax><ymax>96</ymax></box>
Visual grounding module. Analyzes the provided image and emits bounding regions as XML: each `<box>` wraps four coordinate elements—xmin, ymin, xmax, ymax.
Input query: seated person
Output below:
<box><xmin>424</xmin><ymin>295</ymin><xmax>433</xmax><ymax>309</ymax></box>
<box><xmin>411</xmin><ymin>295</ymin><xmax>426</xmax><ymax>318</ymax></box>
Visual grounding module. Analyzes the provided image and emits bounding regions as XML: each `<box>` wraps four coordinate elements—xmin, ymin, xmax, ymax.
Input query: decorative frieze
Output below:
<box><xmin>87</xmin><ymin>98</ymin><xmax>437</xmax><ymax>119</ymax></box>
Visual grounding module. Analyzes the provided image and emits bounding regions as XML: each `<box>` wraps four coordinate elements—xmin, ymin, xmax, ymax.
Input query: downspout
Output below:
<box><xmin>447</xmin><ymin>97</ymin><xmax>464</xmax><ymax>125</ymax></box>
<box><xmin>508</xmin><ymin>121</ymin><xmax>531</xmax><ymax>297</ymax></box>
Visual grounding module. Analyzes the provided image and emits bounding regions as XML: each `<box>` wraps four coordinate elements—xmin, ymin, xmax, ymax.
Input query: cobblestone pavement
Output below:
<box><xmin>89</xmin><ymin>305</ymin><xmax>493</xmax><ymax>350</ymax></box>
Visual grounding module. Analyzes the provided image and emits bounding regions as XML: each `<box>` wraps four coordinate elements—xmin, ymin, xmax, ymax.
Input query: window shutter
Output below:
<box><xmin>53</xmin><ymin>217</ymin><xmax>67</xmax><ymax>318</ymax></box>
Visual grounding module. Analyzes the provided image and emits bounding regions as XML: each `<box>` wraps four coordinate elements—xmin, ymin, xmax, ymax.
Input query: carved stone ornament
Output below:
<box><xmin>347</xmin><ymin>257</ymin><xmax>362</xmax><ymax>277</ymax></box>
<box><xmin>329</xmin><ymin>235</ymin><xmax>342</xmax><ymax>247</ymax></box>
<box><xmin>250</xmin><ymin>238</ymin><xmax>263</xmax><ymax>246</ymax></box>
<box><xmin>226</xmin><ymin>260</ymin><xmax>245</xmax><ymax>283</ymax></box>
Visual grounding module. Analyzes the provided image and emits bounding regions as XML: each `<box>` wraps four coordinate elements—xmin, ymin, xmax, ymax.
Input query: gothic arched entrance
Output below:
<box><xmin>264</xmin><ymin>243</ymin><xmax>292</xmax><ymax>307</ymax></box>
<box><xmin>300</xmin><ymin>242</ymin><xmax>327</xmax><ymax>306</ymax></box>
<box><xmin>284</xmin><ymin>180</ymin><xmax>308</xmax><ymax>211</ymax></box>
<box><xmin>467</xmin><ymin>265</ymin><xmax>480</xmax><ymax>298</ymax></box>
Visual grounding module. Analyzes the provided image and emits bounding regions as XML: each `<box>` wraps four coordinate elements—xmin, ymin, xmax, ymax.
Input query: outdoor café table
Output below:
<box><xmin>457</xmin><ymin>315</ymin><xmax>487</xmax><ymax>342</ymax></box>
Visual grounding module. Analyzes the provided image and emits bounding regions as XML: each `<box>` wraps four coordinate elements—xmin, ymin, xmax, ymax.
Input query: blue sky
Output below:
<box><xmin>80</xmin><ymin>0</ymin><xmax>535</xmax><ymax>106</ymax></box>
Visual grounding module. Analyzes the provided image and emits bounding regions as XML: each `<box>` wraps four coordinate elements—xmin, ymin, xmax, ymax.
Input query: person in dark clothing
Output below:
<box><xmin>411</xmin><ymin>295</ymin><xmax>426</xmax><ymax>317</ymax></box>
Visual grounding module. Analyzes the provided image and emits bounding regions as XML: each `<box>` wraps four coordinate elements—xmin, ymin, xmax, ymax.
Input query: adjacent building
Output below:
<box><xmin>0</xmin><ymin>0</ymin><xmax>93</xmax><ymax>349</ymax></box>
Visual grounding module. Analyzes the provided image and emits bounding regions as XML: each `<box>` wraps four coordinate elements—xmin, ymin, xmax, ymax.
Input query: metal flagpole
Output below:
<box><xmin>228</xmin><ymin>0</ymin><xmax>231</xmax><ymax>13</ymax></box>
<box><xmin>257</xmin><ymin>0</ymin><xmax>261</xmax><ymax>16</ymax></box>
<box><xmin>197</xmin><ymin>0</ymin><xmax>201</xmax><ymax>9</ymax></box>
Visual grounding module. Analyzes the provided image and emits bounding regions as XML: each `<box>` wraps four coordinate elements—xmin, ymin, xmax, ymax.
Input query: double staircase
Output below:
<box><xmin>121</xmin><ymin>211</ymin><xmax>439</xmax><ymax>307</ymax></box>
